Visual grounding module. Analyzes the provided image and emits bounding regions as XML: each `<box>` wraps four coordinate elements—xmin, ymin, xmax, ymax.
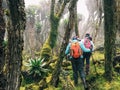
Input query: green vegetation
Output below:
<box><xmin>21</xmin><ymin>57</ymin><xmax>49</xmax><ymax>86</ymax></box>
<box><xmin>21</xmin><ymin>50</ymin><xmax>120</xmax><ymax>90</ymax></box>
<box><xmin>2</xmin><ymin>40</ymin><xmax>8</xmax><ymax>48</ymax></box>
<box><xmin>35</xmin><ymin>22</ymin><xmax>42</xmax><ymax>33</ymax></box>
<box><xmin>26</xmin><ymin>58</ymin><xmax>48</xmax><ymax>79</ymax></box>
<box><xmin>40</xmin><ymin>40</ymin><xmax>52</xmax><ymax>60</ymax></box>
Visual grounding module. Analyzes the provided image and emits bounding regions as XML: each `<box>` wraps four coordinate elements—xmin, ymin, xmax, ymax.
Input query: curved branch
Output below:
<box><xmin>56</xmin><ymin>0</ymin><xmax>70</xmax><ymax>18</ymax></box>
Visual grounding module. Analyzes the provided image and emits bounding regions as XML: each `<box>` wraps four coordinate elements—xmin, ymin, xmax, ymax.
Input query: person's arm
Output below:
<box><xmin>80</xmin><ymin>41</ymin><xmax>90</xmax><ymax>52</ymax></box>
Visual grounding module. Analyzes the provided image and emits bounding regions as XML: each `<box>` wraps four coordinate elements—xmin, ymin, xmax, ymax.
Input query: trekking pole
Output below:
<box><xmin>91</xmin><ymin>53</ymin><xmax>98</xmax><ymax>75</ymax></box>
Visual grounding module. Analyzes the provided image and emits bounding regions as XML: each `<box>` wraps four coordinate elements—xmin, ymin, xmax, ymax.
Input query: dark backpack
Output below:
<box><xmin>70</xmin><ymin>42</ymin><xmax>82</xmax><ymax>58</ymax></box>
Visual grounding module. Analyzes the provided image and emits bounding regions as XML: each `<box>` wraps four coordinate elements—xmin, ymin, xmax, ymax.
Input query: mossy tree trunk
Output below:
<box><xmin>6</xmin><ymin>0</ymin><xmax>26</xmax><ymax>90</ymax></box>
<box><xmin>104</xmin><ymin>0</ymin><xmax>116</xmax><ymax>81</ymax></box>
<box><xmin>117</xmin><ymin>1</ymin><xmax>120</xmax><ymax>33</ymax></box>
<box><xmin>113</xmin><ymin>0</ymin><xmax>117</xmax><ymax>61</ymax></box>
<box><xmin>116</xmin><ymin>1</ymin><xmax>120</xmax><ymax>25</ymax></box>
<box><xmin>50</xmin><ymin>0</ymin><xmax>78</xmax><ymax>87</ymax></box>
<box><xmin>0</xmin><ymin>0</ymin><xmax>6</xmax><ymax>89</ymax></box>
<box><xmin>74</xmin><ymin>4</ymin><xmax>79</xmax><ymax>37</ymax></box>
<box><xmin>40</xmin><ymin>0</ymin><xmax>70</xmax><ymax>60</ymax></box>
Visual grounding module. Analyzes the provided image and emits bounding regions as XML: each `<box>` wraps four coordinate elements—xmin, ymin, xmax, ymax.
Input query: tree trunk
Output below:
<box><xmin>117</xmin><ymin>1</ymin><xmax>120</xmax><ymax>32</ymax></box>
<box><xmin>115</xmin><ymin>0</ymin><xmax>120</xmax><ymax>55</ymax></box>
<box><xmin>74</xmin><ymin>4</ymin><xmax>79</xmax><ymax>37</ymax></box>
<box><xmin>6</xmin><ymin>0</ymin><xmax>26</xmax><ymax>90</ymax></box>
<box><xmin>40</xmin><ymin>0</ymin><xmax>70</xmax><ymax>60</ymax></box>
<box><xmin>104</xmin><ymin>0</ymin><xmax>116</xmax><ymax>81</ymax></box>
<box><xmin>0</xmin><ymin>0</ymin><xmax>6</xmax><ymax>89</ymax></box>
<box><xmin>50</xmin><ymin>0</ymin><xmax>78</xmax><ymax>87</ymax></box>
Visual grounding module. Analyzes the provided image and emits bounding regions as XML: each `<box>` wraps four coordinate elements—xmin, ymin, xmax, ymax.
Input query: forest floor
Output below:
<box><xmin>20</xmin><ymin>50</ymin><xmax>120</xmax><ymax>90</ymax></box>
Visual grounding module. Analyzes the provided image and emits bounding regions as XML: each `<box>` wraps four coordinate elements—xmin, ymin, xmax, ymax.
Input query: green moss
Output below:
<box><xmin>92</xmin><ymin>51</ymin><xmax>104</xmax><ymax>60</ymax></box>
<box><xmin>49</xmin><ymin>28</ymin><xmax>58</xmax><ymax>48</ymax></box>
<box><xmin>21</xmin><ymin>51</ymin><xmax>120</xmax><ymax>90</ymax></box>
<box><xmin>94</xmin><ymin>77</ymin><xmax>120</xmax><ymax>90</ymax></box>
<box><xmin>20</xmin><ymin>87</ymin><xmax>25</xmax><ymax>90</ymax></box>
<box><xmin>40</xmin><ymin>39</ymin><xmax>52</xmax><ymax>60</ymax></box>
<box><xmin>24</xmin><ymin>84</ymin><xmax>40</xmax><ymax>90</ymax></box>
<box><xmin>4</xmin><ymin>9</ymin><xmax>10</xmax><ymax>16</ymax></box>
<box><xmin>34</xmin><ymin>51</ymin><xmax>41</xmax><ymax>56</ymax></box>
<box><xmin>86</xmin><ymin>50</ymin><xmax>120</xmax><ymax>90</ymax></box>
<box><xmin>32</xmin><ymin>85</ymin><xmax>40</xmax><ymax>90</ymax></box>
<box><xmin>2</xmin><ymin>40</ymin><xmax>8</xmax><ymax>48</ymax></box>
<box><xmin>21</xmin><ymin>75</ymin><xmax>34</xmax><ymax>86</ymax></box>
<box><xmin>49</xmin><ymin>16</ymin><xmax>59</xmax><ymax>48</ymax></box>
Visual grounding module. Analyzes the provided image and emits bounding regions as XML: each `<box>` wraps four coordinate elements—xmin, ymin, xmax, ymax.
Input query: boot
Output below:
<box><xmin>81</xmin><ymin>78</ymin><xmax>88</xmax><ymax>90</ymax></box>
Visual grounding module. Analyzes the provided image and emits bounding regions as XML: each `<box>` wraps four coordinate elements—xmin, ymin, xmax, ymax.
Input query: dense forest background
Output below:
<box><xmin>0</xmin><ymin>0</ymin><xmax>120</xmax><ymax>90</ymax></box>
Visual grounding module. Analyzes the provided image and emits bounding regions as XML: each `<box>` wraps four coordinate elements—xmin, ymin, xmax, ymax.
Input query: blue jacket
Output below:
<box><xmin>65</xmin><ymin>40</ymin><xmax>91</xmax><ymax>58</ymax></box>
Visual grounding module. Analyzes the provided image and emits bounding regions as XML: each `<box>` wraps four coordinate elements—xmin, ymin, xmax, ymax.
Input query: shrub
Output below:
<box><xmin>25</xmin><ymin>57</ymin><xmax>49</xmax><ymax>81</ymax></box>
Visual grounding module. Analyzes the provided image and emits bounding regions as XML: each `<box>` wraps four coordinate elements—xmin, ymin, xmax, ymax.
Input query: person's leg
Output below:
<box><xmin>86</xmin><ymin>52</ymin><xmax>91</xmax><ymax>75</ymax></box>
<box><xmin>77</xmin><ymin>58</ymin><xmax>88</xmax><ymax>89</ymax></box>
<box><xmin>71</xmin><ymin>60</ymin><xmax>78</xmax><ymax>86</ymax></box>
<box><xmin>83</xmin><ymin>52</ymin><xmax>87</xmax><ymax>74</ymax></box>
<box><xmin>77</xmin><ymin>58</ymin><xmax>85</xmax><ymax>78</ymax></box>
<box><xmin>83</xmin><ymin>52</ymin><xmax>86</xmax><ymax>67</ymax></box>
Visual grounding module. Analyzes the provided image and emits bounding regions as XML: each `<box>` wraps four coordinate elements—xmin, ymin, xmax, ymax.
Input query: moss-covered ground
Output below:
<box><xmin>20</xmin><ymin>50</ymin><xmax>120</xmax><ymax>90</ymax></box>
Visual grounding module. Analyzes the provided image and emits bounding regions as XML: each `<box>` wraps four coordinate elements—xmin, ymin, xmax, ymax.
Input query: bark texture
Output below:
<box><xmin>0</xmin><ymin>0</ymin><xmax>6</xmax><ymax>90</ymax></box>
<box><xmin>74</xmin><ymin>4</ymin><xmax>79</xmax><ymax>37</ymax></box>
<box><xmin>6</xmin><ymin>0</ymin><xmax>26</xmax><ymax>90</ymax></box>
<box><xmin>50</xmin><ymin>0</ymin><xmax>78</xmax><ymax>87</ymax></box>
<box><xmin>40</xmin><ymin>0</ymin><xmax>70</xmax><ymax>60</ymax></box>
<box><xmin>104</xmin><ymin>0</ymin><xmax>116</xmax><ymax>81</ymax></box>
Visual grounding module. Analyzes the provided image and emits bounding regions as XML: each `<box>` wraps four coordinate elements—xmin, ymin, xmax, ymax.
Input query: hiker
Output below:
<box><xmin>81</xmin><ymin>33</ymin><xmax>94</xmax><ymax>75</ymax></box>
<box><xmin>65</xmin><ymin>36</ymin><xmax>91</xmax><ymax>89</ymax></box>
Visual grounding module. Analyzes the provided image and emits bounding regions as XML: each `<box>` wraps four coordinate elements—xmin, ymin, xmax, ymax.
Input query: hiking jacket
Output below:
<box><xmin>65</xmin><ymin>39</ymin><xmax>91</xmax><ymax>58</ymax></box>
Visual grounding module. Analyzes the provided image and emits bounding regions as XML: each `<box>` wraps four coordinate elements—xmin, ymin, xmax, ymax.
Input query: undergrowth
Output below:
<box><xmin>20</xmin><ymin>51</ymin><xmax>120</xmax><ymax>90</ymax></box>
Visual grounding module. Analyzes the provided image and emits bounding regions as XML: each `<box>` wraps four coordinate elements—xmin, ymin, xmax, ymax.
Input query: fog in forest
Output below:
<box><xmin>24</xmin><ymin>0</ymin><xmax>106</xmax><ymax>56</ymax></box>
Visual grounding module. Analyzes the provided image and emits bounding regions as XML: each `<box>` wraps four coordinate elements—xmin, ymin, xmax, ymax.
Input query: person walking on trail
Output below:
<box><xmin>81</xmin><ymin>33</ymin><xmax>94</xmax><ymax>75</ymax></box>
<box><xmin>65</xmin><ymin>36</ymin><xmax>91</xmax><ymax>89</ymax></box>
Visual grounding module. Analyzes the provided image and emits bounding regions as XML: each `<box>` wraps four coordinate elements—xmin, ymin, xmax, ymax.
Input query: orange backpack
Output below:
<box><xmin>70</xmin><ymin>42</ymin><xmax>83</xmax><ymax>59</ymax></box>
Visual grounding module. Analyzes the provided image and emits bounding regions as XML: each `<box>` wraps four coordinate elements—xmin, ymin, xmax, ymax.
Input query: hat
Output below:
<box><xmin>72</xmin><ymin>36</ymin><xmax>78</xmax><ymax>40</ymax></box>
<box><xmin>85</xmin><ymin>33</ymin><xmax>90</xmax><ymax>37</ymax></box>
